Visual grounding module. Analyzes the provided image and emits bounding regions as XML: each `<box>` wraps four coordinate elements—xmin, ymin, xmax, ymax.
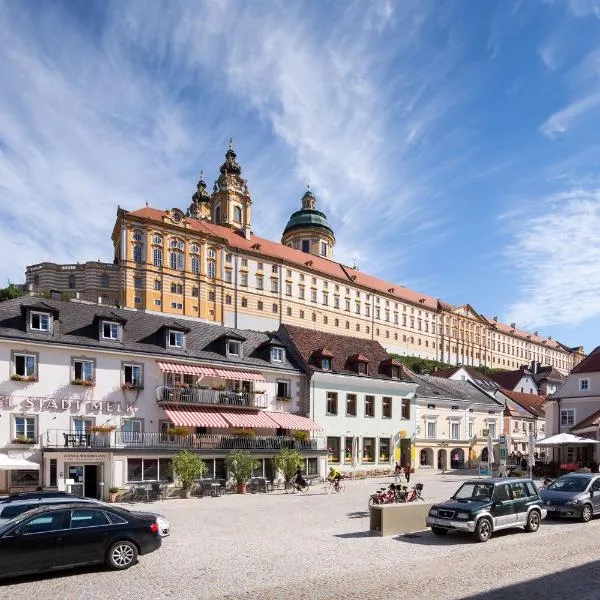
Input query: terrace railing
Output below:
<box><xmin>155</xmin><ymin>386</ymin><xmax>268</xmax><ymax>409</ymax></box>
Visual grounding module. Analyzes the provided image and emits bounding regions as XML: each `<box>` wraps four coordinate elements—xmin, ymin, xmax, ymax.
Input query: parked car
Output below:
<box><xmin>426</xmin><ymin>478</ymin><xmax>547</xmax><ymax>542</ymax></box>
<box><xmin>0</xmin><ymin>502</ymin><xmax>163</xmax><ymax>578</ymax></box>
<box><xmin>539</xmin><ymin>473</ymin><xmax>600</xmax><ymax>522</ymax></box>
<box><xmin>0</xmin><ymin>493</ymin><xmax>170</xmax><ymax>536</ymax></box>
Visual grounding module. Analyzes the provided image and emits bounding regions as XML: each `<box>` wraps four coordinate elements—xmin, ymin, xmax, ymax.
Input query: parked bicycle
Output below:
<box><xmin>368</xmin><ymin>483</ymin><xmax>423</xmax><ymax>509</ymax></box>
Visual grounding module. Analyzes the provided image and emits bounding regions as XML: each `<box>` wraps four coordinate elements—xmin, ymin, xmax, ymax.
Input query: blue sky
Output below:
<box><xmin>1</xmin><ymin>0</ymin><xmax>600</xmax><ymax>353</ymax></box>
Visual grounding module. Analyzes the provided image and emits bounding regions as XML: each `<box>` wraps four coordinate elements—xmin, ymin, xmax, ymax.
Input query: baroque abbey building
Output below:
<box><xmin>26</xmin><ymin>143</ymin><xmax>584</xmax><ymax>374</ymax></box>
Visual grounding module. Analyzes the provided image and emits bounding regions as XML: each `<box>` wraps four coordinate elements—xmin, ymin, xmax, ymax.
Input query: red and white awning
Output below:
<box><xmin>163</xmin><ymin>406</ymin><xmax>230</xmax><ymax>428</ymax></box>
<box><xmin>220</xmin><ymin>410</ymin><xmax>278</xmax><ymax>429</ymax></box>
<box><xmin>157</xmin><ymin>362</ymin><xmax>265</xmax><ymax>382</ymax></box>
<box><xmin>264</xmin><ymin>411</ymin><xmax>322</xmax><ymax>431</ymax></box>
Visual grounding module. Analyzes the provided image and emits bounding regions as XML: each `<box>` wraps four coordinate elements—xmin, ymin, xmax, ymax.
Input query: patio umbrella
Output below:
<box><xmin>537</xmin><ymin>433</ymin><xmax>598</xmax><ymax>466</ymax></box>
<box><xmin>487</xmin><ymin>431</ymin><xmax>494</xmax><ymax>477</ymax></box>
<box><xmin>352</xmin><ymin>436</ymin><xmax>358</xmax><ymax>468</ymax></box>
<box><xmin>528</xmin><ymin>429</ymin><xmax>536</xmax><ymax>478</ymax></box>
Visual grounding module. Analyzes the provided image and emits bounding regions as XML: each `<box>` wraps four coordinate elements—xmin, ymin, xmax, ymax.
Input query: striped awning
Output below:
<box><xmin>163</xmin><ymin>407</ymin><xmax>229</xmax><ymax>428</ymax></box>
<box><xmin>264</xmin><ymin>411</ymin><xmax>322</xmax><ymax>431</ymax></box>
<box><xmin>157</xmin><ymin>362</ymin><xmax>265</xmax><ymax>382</ymax></box>
<box><xmin>220</xmin><ymin>410</ymin><xmax>278</xmax><ymax>429</ymax></box>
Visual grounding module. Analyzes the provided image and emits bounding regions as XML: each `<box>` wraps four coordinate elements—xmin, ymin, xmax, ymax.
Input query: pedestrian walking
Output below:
<box><xmin>394</xmin><ymin>462</ymin><xmax>402</xmax><ymax>483</ymax></box>
<box><xmin>404</xmin><ymin>465</ymin><xmax>410</xmax><ymax>483</ymax></box>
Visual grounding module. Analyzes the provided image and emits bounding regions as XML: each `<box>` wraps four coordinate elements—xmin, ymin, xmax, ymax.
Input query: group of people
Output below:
<box><xmin>394</xmin><ymin>462</ymin><xmax>411</xmax><ymax>484</ymax></box>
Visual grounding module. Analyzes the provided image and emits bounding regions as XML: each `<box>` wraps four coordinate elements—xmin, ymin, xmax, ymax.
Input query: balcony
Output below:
<box><xmin>42</xmin><ymin>430</ymin><xmax>321</xmax><ymax>452</ymax></box>
<box><xmin>155</xmin><ymin>386</ymin><xmax>268</xmax><ymax>409</ymax></box>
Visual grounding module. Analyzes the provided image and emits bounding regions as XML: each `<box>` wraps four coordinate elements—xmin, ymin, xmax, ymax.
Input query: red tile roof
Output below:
<box><xmin>483</xmin><ymin>316</ymin><xmax>564</xmax><ymax>351</ymax></box>
<box><xmin>571</xmin><ymin>346</ymin><xmax>600</xmax><ymax>374</ymax></box>
<box><xmin>500</xmin><ymin>388</ymin><xmax>545</xmax><ymax>418</ymax></box>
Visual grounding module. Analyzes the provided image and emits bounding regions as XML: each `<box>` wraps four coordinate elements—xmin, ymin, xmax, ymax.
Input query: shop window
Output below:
<box><xmin>379</xmin><ymin>438</ymin><xmax>390</xmax><ymax>462</ymax></box>
<box><xmin>344</xmin><ymin>437</ymin><xmax>354</xmax><ymax>463</ymax></box>
<box><xmin>327</xmin><ymin>437</ymin><xmax>340</xmax><ymax>463</ymax></box>
<box><xmin>362</xmin><ymin>437</ymin><xmax>375</xmax><ymax>462</ymax></box>
<box><xmin>365</xmin><ymin>395</ymin><xmax>375</xmax><ymax>417</ymax></box>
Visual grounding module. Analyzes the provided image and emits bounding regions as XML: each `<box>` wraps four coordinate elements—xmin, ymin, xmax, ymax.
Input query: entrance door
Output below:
<box><xmin>84</xmin><ymin>465</ymin><xmax>98</xmax><ymax>498</ymax></box>
<box><xmin>68</xmin><ymin>465</ymin><xmax>84</xmax><ymax>497</ymax></box>
<box><xmin>437</xmin><ymin>449</ymin><xmax>447</xmax><ymax>470</ymax></box>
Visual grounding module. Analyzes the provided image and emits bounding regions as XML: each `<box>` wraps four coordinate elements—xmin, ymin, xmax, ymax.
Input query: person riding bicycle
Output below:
<box><xmin>294</xmin><ymin>468</ymin><xmax>307</xmax><ymax>489</ymax></box>
<box><xmin>328</xmin><ymin>467</ymin><xmax>342</xmax><ymax>491</ymax></box>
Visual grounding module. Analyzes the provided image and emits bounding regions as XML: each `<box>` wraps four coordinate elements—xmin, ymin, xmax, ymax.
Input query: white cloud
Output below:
<box><xmin>505</xmin><ymin>189</ymin><xmax>600</xmax><ymax>328</ymax></box>
<box><xmin>539</xmin><ymin>92</ymin><xmax>600</xmax><ymax>137</ymax></box>
<box><xmin>538</xmin><ymin>43</ymin><xmax>560</xmax><ymax>70</ymax></box>
<box><xmin>567</xmin><ymin>0</ymin><xmax>600</xmax><ymax>18</ymax></box>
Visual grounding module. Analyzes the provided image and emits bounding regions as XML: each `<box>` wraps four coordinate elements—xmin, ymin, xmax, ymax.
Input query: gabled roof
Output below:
<box><xmin>489</xmin><ymin>368</ymin><xmax>536</xmax><ymax>391</ymax></box>
<box><xmin>0</xmin><ymin>297</ymin><xmax>300</xmax><ymax>373</ymax></box>
<box><xmin>279</xmin><ymin>324</ymin><xmax>412</xmax><ymax>381</ymax></box>
<box><xmin>532</xmin><ymin>365</ymin><xmax>565</xmax><ymax>384</ymax></box>
<box><xmin>408</xmin><ymin>373</ymin><xmax>502</xmax><ymax>407</ymax></box>
<box><xmin>571</xmin><ymin>409</ymin><xmax>600</xmax><ymax>432</ymax></box>
<box><xmin>571</xmin><ymin>346</ymin><xmax>600</xmax><ymax>374</ymax></box>
<box><xmin>499</xmin><ymin>388</ymin><xmax>545</xmax><ymax>418</ymax></box>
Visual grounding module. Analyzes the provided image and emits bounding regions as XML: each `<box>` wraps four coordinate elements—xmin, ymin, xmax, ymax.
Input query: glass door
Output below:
<box><xmin>68</xmin><ymin>465</ymin><xmax>84</xmax><ymax>496</ymax></box>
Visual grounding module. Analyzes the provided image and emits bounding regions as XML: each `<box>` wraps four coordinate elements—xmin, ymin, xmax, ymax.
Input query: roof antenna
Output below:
<box><xmin>145</xmin><ymin>201</ymin><xmax>149</xmax><ymax>208</ymax></box>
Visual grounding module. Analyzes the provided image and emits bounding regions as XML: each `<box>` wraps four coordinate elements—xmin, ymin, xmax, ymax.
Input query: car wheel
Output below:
<box><xmin>525</xmin><ymin>510</ymin><xmax>540</xmax><ymax>532</ymax></box>
<box><xmin>581</xmin><ymin>504</ymin><xmax>593</xmax><ymax>523</ymax></box>
<box><xmin>431</xmin><ymin>526</ymin><xmax>448</xmax><ymax>536</ymax></box>
<box><xmin>474</xmin><ymin>518</ymin><xmax>492</xmax><ymax>543</ymax></box>
<box><xmin>106</xmin><ymin>540</ymin><xmax>139</xmax><ymax>570</ymax></box>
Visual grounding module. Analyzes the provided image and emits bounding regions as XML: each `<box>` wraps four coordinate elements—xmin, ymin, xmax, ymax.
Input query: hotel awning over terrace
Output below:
<box><xmin>157</xmin><ymin>362</ymin><xmax>266</xmax><ymax>382</ymax></box>
<box><xmin>0</xmin><ymin>454</ymin><xmax>40</xmax><ymax>471</ymax></box>
<box><xmin>163</xmin><ymin>407</ymin><xmax>321</xmax><ymax>431</ymax></box>
<box><xmin>263</xmin><ymin>411</ymin><xmax>323</xmax><ymax>431</ymax></box>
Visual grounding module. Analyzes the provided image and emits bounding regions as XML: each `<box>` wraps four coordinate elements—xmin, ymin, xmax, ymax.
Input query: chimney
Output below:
<box><xmin>510</xmin><ymin>322</ymin><xmax>516</xmax><ymax>329</ymax></box>
<box><xmin>493</xmin><ymin>316</ymin><xmax>498</xmax><ymax>322</ymax></box>
<box><xmin>534</xmin><ymin>331</ymin><xmax>539</xmax><ymax>336</ymax></box>
<box><xmin>243</xmin><ymin>225</ymin><xmax>251</xmax><ymax>240</ymax></box>
<box><xmin>50</xmin><ymin>290</ymin><xmax>61</xmax><ymax>301</ymax></box>
<box><xmin>75</xmin><ymin>292</ymin><xmax>80</xmax><ymax>300</ymax></box>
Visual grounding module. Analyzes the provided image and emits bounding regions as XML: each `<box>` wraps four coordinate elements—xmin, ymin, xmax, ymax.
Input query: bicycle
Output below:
<box><xmin>403</xmin><ymin>483</ymin><xmax>424</xmax><ymax>502</ymax></box>
<box><xmin>324</xmin><ymin>478</ymin><xmax>345</xmax><ymax>494</ymax></box>
<box><xmin>285</xmin><ymin>479</ymin><xmax>310</xmax><ymax>494</ymax></box>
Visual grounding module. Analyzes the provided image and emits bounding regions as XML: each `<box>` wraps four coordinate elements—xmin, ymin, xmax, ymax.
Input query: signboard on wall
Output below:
<box><xmin>0</xmin><ymin>395</ymin><xmax>137</xmax><ymax>415</ymax></box>
<box><xmin>62</xmin><ymin>453</ymin><xmax>108</xmax><ymax>462</ymax></box>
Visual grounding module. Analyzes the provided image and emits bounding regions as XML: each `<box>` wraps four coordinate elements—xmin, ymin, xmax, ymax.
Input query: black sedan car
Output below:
<box><xmin>540</xmin><ymin>473</ymin><xmax>600</xmax><ymax>522</ymax></box>
<box><xmin>0</xmin><ymin>502</ymin><xmax>162</xmax><ymax>578</ymax></box>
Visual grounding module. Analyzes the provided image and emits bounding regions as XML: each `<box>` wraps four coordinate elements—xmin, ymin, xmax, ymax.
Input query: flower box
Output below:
<box><xmin>166</xmin><ymin>426</ymin><xmax>190</xmax><ymax>437</ymax></box>
<box><xmin>121</xmin><ymin>383</ymin><xmax>144</xmax><ymax>391</ymax></box>
<box><xmin>72</xmin><ymin>379</ymin><xmax>95</xmax><ymax>387</ymax></box>
<box><xmin>276</xmin><ymin>396</ymin><xmax>292</xmax><ymax>402</ymax></box>
<box><xmin>90</xmin><ymin>425</ymin><xmax>115</xmax><ymax>433</ymax></box>
<box><xmin>11</xmin><ymin>375</ymin><xmax>38</xmax><ymax>383</ymax></box>
<box><xmin>11</xmin><ymin>436</ymin><xmax>35</xmax><ymax>444</ymax></box>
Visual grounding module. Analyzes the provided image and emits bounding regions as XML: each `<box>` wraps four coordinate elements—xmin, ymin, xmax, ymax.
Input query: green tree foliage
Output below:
<box><xmin>273</xmin><ymin>448</ymin><xmax>304</xmax><ymax>483</ymax></box>
<box><xmin>225</xmin><ymin>450</ymin><xmax>260</xmax><ymax>485</ymax></box>
<box><xmin>390</xmin><ymin>354</ymin><xmax>451</xmax><ymax>374</ymax></box>
<box><xmin>171</xmin><ymin>450</ymin><xmax>208</xmax><ymax>491</ymax></box>
<box><xmin>0</xmin><ymin>283</ymin><xmax>25</xmax><ymax>302</ymax></box>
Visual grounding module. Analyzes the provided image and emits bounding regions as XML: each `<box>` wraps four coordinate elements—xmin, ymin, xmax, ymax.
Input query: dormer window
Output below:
<box><xmin>357</xmin><ymin>361</ymin><xmax>368</xmax><ymax>375</ymax></box>
<box><xmin>102</xmin><ymin>321</ymin><xmax>121</xmax><ymax>340</ymax></box>
<box><xmin>228</xmin><ymin>340</ymin><xmax>241</xmax><ymax>356</ymax></box>
<box><xmin>30</xmin><ymin>312</ymin><xmax>50</xmax><ymax>332</ymax></box>
<box><xmin>168</xmin><ymin>330</ymin><xmax>185</xmax><ymax>348</ymax></box>
<box><xmin>391</xmin><ymin>366</ymin><xmax>400</xmax><ymax>379</ymax></box>
<box><xmin>271</xmin><ymin>347</ymin><xmax>284</xmax><ymax>363</ymax></box>
<box><xmin>321</xmin><ymin>358</ymin><xmax>331</xmax><ymax>371</ymax></box>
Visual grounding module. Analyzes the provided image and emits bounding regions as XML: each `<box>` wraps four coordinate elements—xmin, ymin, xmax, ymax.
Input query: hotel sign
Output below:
<box><xmin>0</xmin><ymin>396</ymin><xmax>137</xmax><ymax>416</ymax></box>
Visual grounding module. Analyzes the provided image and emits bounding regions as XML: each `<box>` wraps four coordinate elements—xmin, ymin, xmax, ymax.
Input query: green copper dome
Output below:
<box><xmin>282</xmin><ymin>189</ymin><xmax>334</xmax><ymax>238</ymax></box>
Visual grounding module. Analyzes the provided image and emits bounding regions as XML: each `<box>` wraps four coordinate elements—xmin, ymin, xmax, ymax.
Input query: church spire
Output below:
<box><xmin>188</xmin><ymin>169</ymin><xmax>211</xmax><ymax>220</ymax></box>
<box><xmin>219</xmin><ymin>138</ymin><xmax>242</xmax><ymax>176</ymax></box>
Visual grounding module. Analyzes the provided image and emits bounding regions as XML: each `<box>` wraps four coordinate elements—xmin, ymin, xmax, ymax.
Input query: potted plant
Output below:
<box><xmin>11</xmin><ymin>374</ymin><xmax>38</xmax><ymax>383</ymax></box>
<box><xmin>292</xmin><ymin>430</ymin><xmax>309</xmax><ymax>442</ymax></box>
<box><xmin>90</xmin><ymin>424</ymin><xmax>116</xmax><ymax>433</ymax></box>
<box><xmin>234</xmin><ymin>427</ymin><xmax>256</xmax><ymax>438</ymax></box>
<box><xmin>171</xmin><ymin>450</ymin><xmax>208</xmax><ymax>498</ymax></box>
<box><xmin>273</xmin><ymin>448</ymin><xmax>303</xmax><ymax>486</ymax></box>
<box><xmin>121</xmin><ymin>382</ymin><xmax>144</xmax><ymax>391</ymax></box>
<box><xmin>166</xmin><ymin>426</ymin><xmax>190</xmax><ymax>437</ymax></box>
<box><xmin>108</xmin><ymin>486</ymin><xmax>120</xmax><ymax>502</ymax></box>
<box><xmin>11</xmin><ymin>435</ymin><xmax>35</xmax><ymax>444</ymax></box>
<box><xmin>71</xmin><ymin>378</ymin><xmax>95</xmax><ymax>386</ymax></box>
<box><xmin>225</xmin><ymin>450</ymin><xmax>259</xmax><ymax>494</ymax></box>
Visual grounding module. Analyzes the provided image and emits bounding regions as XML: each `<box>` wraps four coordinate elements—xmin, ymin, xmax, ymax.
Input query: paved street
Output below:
<box><xmin>3</xmin><ymin>472</ymin><xmax>600</xmax><ymax>599</ymax></box>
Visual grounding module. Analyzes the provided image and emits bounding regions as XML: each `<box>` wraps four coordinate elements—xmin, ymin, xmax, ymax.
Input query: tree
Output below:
<box><xmin>0</xmin><ymin>283</ymin><xmax>25</xmax><ymax>303</ymax></box>
<box><xmin>390</xmin><ymin>354</ymin><xmax>451</xmax><ymax>375</ymax></box>
<box><xmin>171</xmin><ymin>450</ymin><xmax>208</xmax><ymax>496</ymax></box>
<box><xmin>273</xmin><ymin>448</ymin><xmax>304</xmax><ymax>483</ymax></box>
<box><xmin>225</xmin><ymin>450</ymin><xmax>259</xmax><ymax>486</ymax></box>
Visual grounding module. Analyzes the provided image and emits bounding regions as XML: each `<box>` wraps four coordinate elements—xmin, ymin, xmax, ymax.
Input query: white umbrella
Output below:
<box><xmin>487</xmin><ymin>432</ymin><xmax>494</xmax><ymax>477</ymax></box>
<box><xmin>352</xmin><ymin>437</ymin><xmax>358</xmax><ymax>468</ymax></box>
<box><xmin>528</xmin><ymin>429</ymin><xmax>536</xmax><ymax>478</ymax></box>
<box><xmin>537</xmin><ymin>433</ymin><xmax>598</xmax><ymax>466</ymax></box>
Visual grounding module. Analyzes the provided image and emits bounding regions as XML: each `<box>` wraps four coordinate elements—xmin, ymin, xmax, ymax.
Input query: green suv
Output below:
<box><xmin>426</xmin><ymin>478</ymin><xmax>547</xmax><ymax>542</ymax></box>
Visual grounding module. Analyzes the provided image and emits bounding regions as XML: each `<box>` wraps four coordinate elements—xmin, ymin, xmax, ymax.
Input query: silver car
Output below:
<box><xmin>540</xmin><ymin>473</ymin><xmax>600</xmax><ymax>522</ymax></box>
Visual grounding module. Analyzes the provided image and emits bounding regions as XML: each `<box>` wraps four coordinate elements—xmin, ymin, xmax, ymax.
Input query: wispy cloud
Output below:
<box><xmin>539</xmin><ymin>92</ymin><xmax>600</xmax><ymax>136</ymax></box>
<box><xmin>567</xmin><ymin>0</ymin><xmax>600</xmax><ymax>18</ymax></box>
<box><xmin>504</xmin><ymin>189</ymin><xmax>600</xmax><ymax>328</ymax></box>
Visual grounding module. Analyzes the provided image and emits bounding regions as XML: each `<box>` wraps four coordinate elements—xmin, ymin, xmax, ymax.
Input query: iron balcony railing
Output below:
<box><xmin>155</xmin><ymin>386</ymin><xmax>268</xmax><ymax>409</ymax></box>
<box><xmin>41</xmin><ymin>430</ymin><xmax>320</xmax><ymax>451</ymax></box>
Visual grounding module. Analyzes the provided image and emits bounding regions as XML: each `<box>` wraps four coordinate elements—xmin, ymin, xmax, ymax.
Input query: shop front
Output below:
<box><xmin>43</xmin><ymin>451</ymin><xmax>109</xmax><ymax>499</ymax></box>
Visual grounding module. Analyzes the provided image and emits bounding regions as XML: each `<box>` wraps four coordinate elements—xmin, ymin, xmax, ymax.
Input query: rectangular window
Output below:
<box><xmin>299</xmin><ymin>286</ymin><xmax>305</xmax><ymax>300</ymax></box>
<box><xmin>168</xmin><ymin>331</ymin><xmax>184</xmax><ymax>348</ymax></box>
<box><xmin>320</xmin><ymin>242</ymin><xmax>327</xmax><ymax>256</ymax></box>
<box><xmin>357</xmin><ymin>362</ymin><xmax>368</xmax><ymax>375</ymax></box>
<box><xmin>379</xmin><ymin>438</ymin><xmax>390</xmax><ymax>462</ymax></box>
<box><xmin>241</xmin><ymin>273</ymin><xmax>248</xmax><ymax>287</ymax></box>
<box><xmin>122</xmin><ymin>419</ymin><xmax>143</xmax><ymax>443</ymax></box>
<box><xmin>450</xmin><ymin>421</ymin><xmax>460</xmax><ymax>440</ymax></box>
<box><xmin>286</xmin><ymin>283</ymin><xmax>292</xmax><ymax>296</ymax></box>
<box><xmin>257</xmin><ymin>262</ymin><xmax>263</xmax><ymax>271</ymax></box>
<box><xmin>14</xmin><ymin>353</ymin><xmax>37</xmax><ymax>378</ymax></box>
<box><xmin>468</xmin><ymin>421</ymin><xmax>474</xmax><ymax>438</ymax></box>
<box><xmin>271</xmin><ymin>347</ymin><xmax>284</xmax><ymax>362</ymax></box>
<box><xmin>102</xmin><ymin>321</ymin><xmax>120</xmax><ymax>340</ymax></box>
<box><xmin>241</xmin><ymin>258</ymin><xmax>248</xmax><ymax>267</ymax></box>
<box><xmin>327</xmin><ymin>437</ymin><xmax>340</xmax><ymax>463</ymax></box>
<box><xmin>72</xmin><ymin>359</ymin><xmax>94</xmax><ymax>383</ymax></box>
<box><xmin>488</xmin><ymin>422</ymin><xmax>497</xmax><ymax>438</ymax></box>
<box><xmin>154</xmin><ymin>279</ymin><xmax>162</xmax><ymax>291</ymax></box>
<box><xmin>326</xmin><ymin>392</ymin><xmax>338</xmax><ymax>415</ymax></box>
<box><xmin>134</xmin><ymin>296</ymin><xmax>142</xmax><ymax>304</ymax></box>
<box><xmin>346</xmin><ymin>394</ymin><xmax>357</xmax><ymax>416</ymax></box>
<box><xmin>311</xmin><ymin>290</ymin><xmax>317</xmax><ymax>303</ymax></box>
<box><xmin>426</xmin><ymin>421</ymin><xmax>436</xmax><ymax>439</ymax></box>
<box><xmin>30</xmin><ymin>312</ymin><xmax>50</xmax><ymax>331</ymax></box>
<box><xmin>560</xmin><ymin>409</ymin><xmax>575</xmax><ymax>426</ymax></box>
<box><xmin>271</xmin><ymin>279</ymin><xmax>278</xmax><ymax>293</ymax></box>
<box><xmin>362</xmin><ymin>437</ymin><xmax>375</xmax><ymax>463</ymax></box>
<box><xmin>323</xmin><ymin>293</ymin><xmax>328</xmax><ymax>306</ymax></box>
<box><xmin>334</xmin><ymin>296</ymin><xmax>339</xmax><ymax>309</ymax></box>
<box><xmin>276</xmin><ymin>380</ymin><xmax>290</xmax><ymax>398</ymax></box>
<box><xmin>301</xmin><ymin>240</ymin><xmax>310</xmax><ymax>253</ymax></box>
<box><xmin>401</xmin><ymin>398</ymin><xmax>410</xmax><ymax>419</ymax></box>
<box><xmin>123</xmin><ymin>364</ymin><xmax>142</xmax><ymax>386</ymax></box>
<box><xmin>344</xmin><ymin>437</ymin><xmax>354</xmax><ymax>464</ymax></box>
<box><xmin>170</xmin><ymin>283</ymin><xmax>183</xmax><ymax>294</ymax></box>
<box><xmin>580</xmin><ymin>379</ymin><xmax>590</xmax><ymax>391</ymax></box>
<box><xmin>127</xmin><ymin>458</ymin><xmax>172</xmax><ymax>483</ymax></box>
<box><xmin>382</xmin><ymin>397</ymin><xmax>392</xmax><ymax>418</ymax></box>
<box><xmin>365</xmin><ymin>395</ymin><xmax>375</xmax><ymax>417</ymax></box>
<box><xmin>134</xmin><ymin>277</ymin><xmax>142</xmax><ymax>289</ymax></box>
<box><xmin>225</xmin><ymin>270</ymin><xmax>232</xmax><ymax>284</ymax></box>
<box><xmin>14</xmin><ymin>416</ymin><xmax>36</xmax><ymax>441</ymax></box>
<box><xmin>192</xmin><ymin>287</ymin><xmax>199</xmax><ymax>297</ymax></box>
<box><xmin>228</xmin><ymin>340</ymin><xmax>241</xmax><ymax>356</ymax></box>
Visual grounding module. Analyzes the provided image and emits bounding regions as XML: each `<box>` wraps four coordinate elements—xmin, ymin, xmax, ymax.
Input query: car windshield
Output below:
<box><xmin>548</xmin><ymin>477</ymin><xmax>590</xmax><ymax>493</ymax></box>
<box><xmin>453</xmin><ymin>482</ymin><xmax>494</xmax><ymax>501</ymax></box>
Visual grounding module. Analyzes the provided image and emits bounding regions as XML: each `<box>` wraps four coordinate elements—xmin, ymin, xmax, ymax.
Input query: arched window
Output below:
<box><xmin>233</xmin><ymin>206</ymin><xmax>242</xmax><ymax>223</ymax></box>
<box><xmin>153</xmin><ymin>248</ymin><xmax>162</xmax><ymax>267</ymax></box>
<box><xmin>191</xmin><ymin>255</ymin><xmax>200</xmax><ymax>275</ymax></box>
<box><xmin>170</xmin><ymin>251</ymin><xmax>184</xmax><ymax>271</ymax></box>
<box><xmin>133</xmin><ymin>244</ymin><xmax>143</xmax><ymax>264</ymax></box>
<box><xmin>101</xmin><ymin>273</ymin><xmax>110</xmax><ymax>288</ymax></box>
<box><xmin>132</xmin><ymin>230</ymin><xmax>143</xmax><ymax>241</ymax></box>
<box><xmin>152</xmin><ymin>234</ymin><xmax>162</xmax><ymax>245</ymax></box>
<box><xmin>191</xmin><ymin>244</ymin><xmax>200</xmax><ymax>254</ymax></box>
<box><xmin>206</xmin><ymin>248</ymin><xmax>216</xmax><ymax>279</ymax></box>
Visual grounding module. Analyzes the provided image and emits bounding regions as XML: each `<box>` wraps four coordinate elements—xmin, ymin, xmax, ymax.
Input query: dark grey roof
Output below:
<box><xmin>408</xmin><ymin>373</ymin><xmax>502</xmax><ymax>407</ymax></box>
<box><xmin>0</xmin><ymin>297</ymin><xmax>300</xmax><ymax>373</ymax></box>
